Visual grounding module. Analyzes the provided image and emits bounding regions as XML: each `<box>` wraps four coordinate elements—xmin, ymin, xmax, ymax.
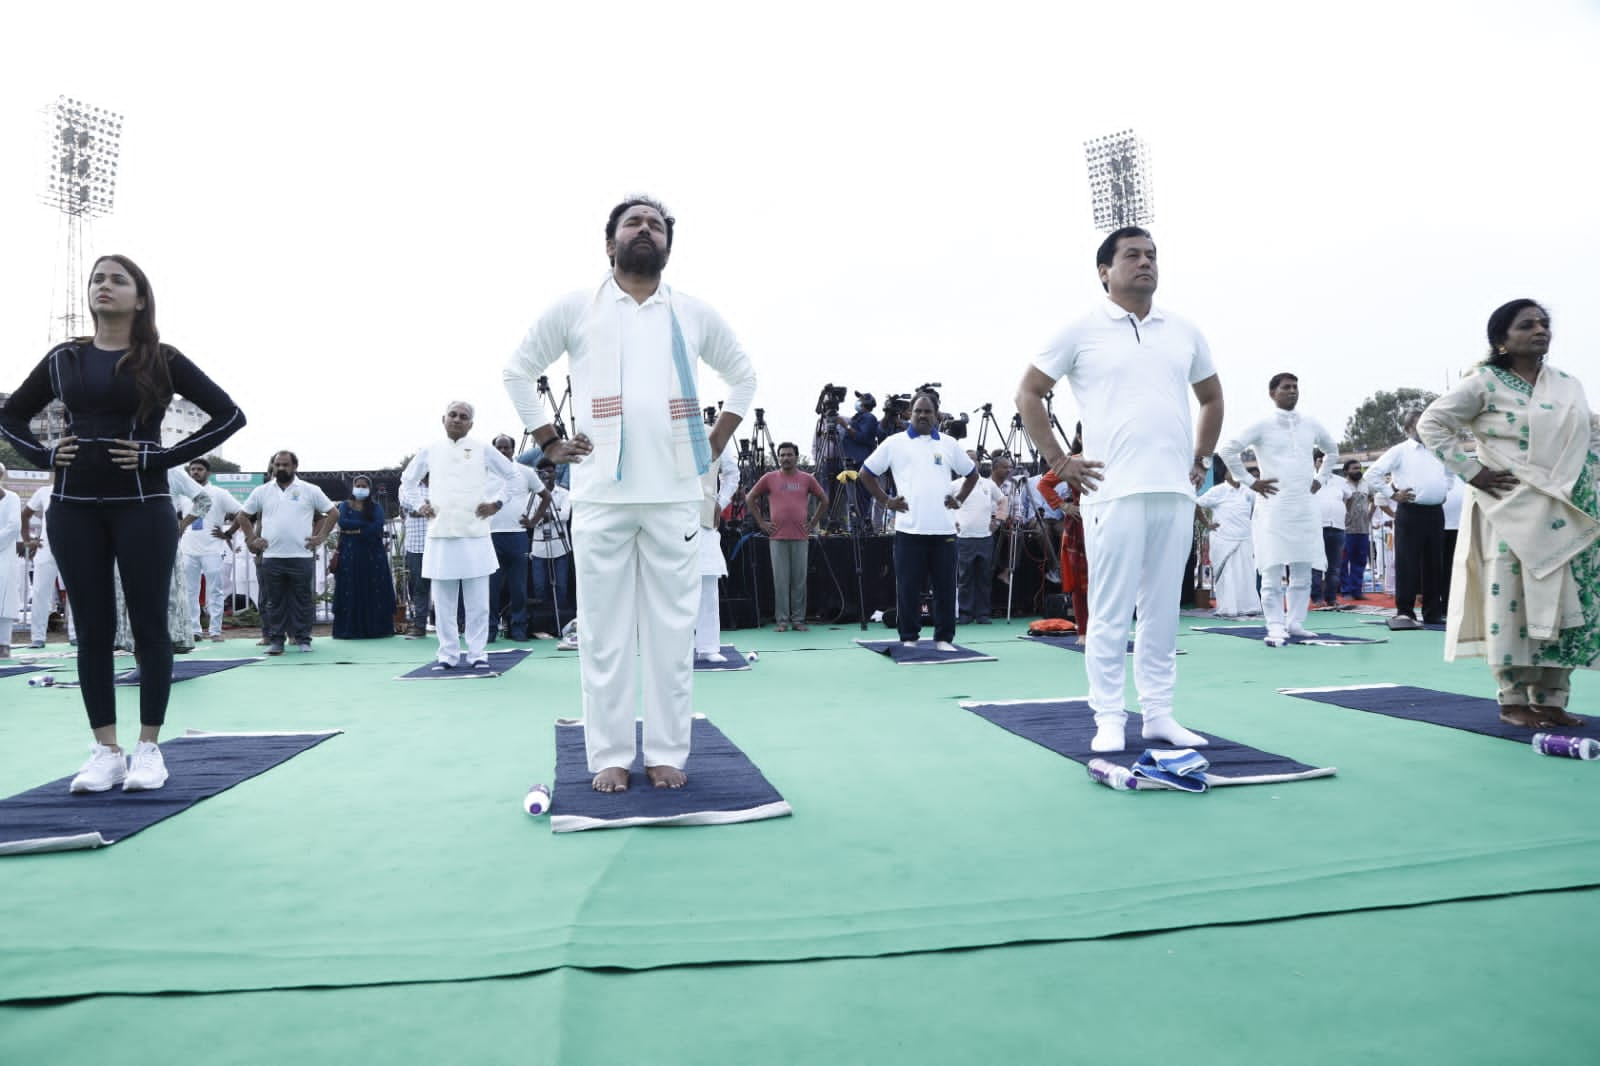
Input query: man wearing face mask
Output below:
<box><xmin>400</xmin><ymin>402</ymin><xmax>519</xmax><ymax>671</ymax></box>
<box><xmin>836</xmin><ymin>392</ymin><xmax>881</xmax><ymax>530</ymax></box>
<box><xmin>859</xmin><ymin>391</ymin><xmax>980</xmax><ymax>650</ymax></box>
<box><xmin>237</xmin><ymin>451</ymin><xmax>339</xmax><ymax>655</ymax></box>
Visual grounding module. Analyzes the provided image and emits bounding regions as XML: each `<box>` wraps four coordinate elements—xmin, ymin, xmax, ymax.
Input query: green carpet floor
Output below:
<box><xmin>1</xmin><ymin>614</ymin><xmax>1595</xmax><ymax>1062</ymax></box>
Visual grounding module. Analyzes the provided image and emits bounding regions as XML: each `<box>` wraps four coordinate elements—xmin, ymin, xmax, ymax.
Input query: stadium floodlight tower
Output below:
<box><xmin>1083</xmin><ymin>129</ymin><xmax>1154</xmax><ymax>232</ymax></box>
<box><xmin>40</xmin><ymin>96</ymin><xmax>123</xmax><ymax>342</ymax></box>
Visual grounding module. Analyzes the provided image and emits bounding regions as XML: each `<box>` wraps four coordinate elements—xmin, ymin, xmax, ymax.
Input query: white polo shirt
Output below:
<box><xmin>180</xmin><ymin>483</ymin><xmax>242</xmax><ymax>556</ymax></box>
<box><xmin>1363</xmin><ymin>439</ymin><xmax>1454</xmax><ymax>505</ymax></box>
<box><xmin>241</xmin><ymin>478</ymin><xmax>334</xmax><ymax>559</ymax></box>
<box><xmin>26</xmin><ymin>486</ymin><xmax>52</xmax><ymax>554</ymax></box>
<box><xmin>953</xmin><ymin>476</ymin><xmax>1004</xmax><ymax>538</ymax></box>
<box><xmin>863</xmin><ymin>430</ymin><xmax>975</xmax><ymax>536</ymax></box>
<box><xmin>1034</xmin><ymin>298</ymin><xmax>1216</xmax><ymax>503</ymax></box>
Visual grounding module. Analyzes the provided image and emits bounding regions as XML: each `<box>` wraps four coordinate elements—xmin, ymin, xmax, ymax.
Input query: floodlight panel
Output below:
<box><xmin>40</xmin><ymin>96</ymin><xmax>123</xmax><ymax>216</ymax></box>
<box><xmin>1083</xmin><ymin>129</ymin><xmax>1155</xmax><ymax>231</ymax></box>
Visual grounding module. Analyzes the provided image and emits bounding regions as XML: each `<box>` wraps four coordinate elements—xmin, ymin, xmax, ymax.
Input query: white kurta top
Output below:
<box><xmin>400</xmin><ymin>436</ymin><xmax>517</xmax><ymax>580</ymax></box>
<box><xmin>699</xmin><ymin>442</ymin><xmax>739</xmax><ymax>577</ymax></box>
<box><xmin>1219</xmin><ymin>409</ymin><xmax>1339</xmax><ymax>569</ymax></box>
<box><xmin>0</xmin><ymin>491</ymin><xmax>21</xmax><ymax>620</ymax></box>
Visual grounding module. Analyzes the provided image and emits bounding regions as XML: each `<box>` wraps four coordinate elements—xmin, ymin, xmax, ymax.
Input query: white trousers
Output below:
<box><xmin>432</xmin><ymin>575</ymin><xmax>489</xmax><ymax>664</ymax></box>
<box><xmin>28</xmin><ymin>551</ymin><xmax>75</xmax><ymax>643</ymax></box>
<box><xmin>182</xmin><ymin>551</ymin><xmax>228</xmax><ymax>638</ymax></box>
<box><xmin>1260</xmin><ymin>562</ymin><xmax>1312</xmax><ymax>640</ymax></box>
<box><xmin>1081</xmin><ymin>493</ymin><xmax>1192</xmax><ymax>728</ymax></box>
<box><xmin>696</xmin><ymin>575</ymin><xmax>722</xmax><ymax>655</ymax></box>
<box><xmin>574</xmin><ymin>500</ymin><xmax>700</xmax><ymax>773</ymax></box>
<box><xmin>1208</xmin><ymin>537</ymin><xmax>1258</xmax><ymax>617</ymax></box>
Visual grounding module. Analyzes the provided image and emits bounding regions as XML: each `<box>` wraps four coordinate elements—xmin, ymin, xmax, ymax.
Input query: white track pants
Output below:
<box><xmin>1260</xmin><ymin>562</ymin><xmax>1312</xmax><ymax>640</ymax></box>
<box><xmin>1081</xmin><ymin>493</ymin><xmax>1192</xmax><ymax>729</ymax></box>
<box><xmin>574</xmin><ymin>500</ymin><xmax>700</xmax><ymax>773</ymax></box>
<box><xmin>432</xmin><ymin>575</ymin><xmax>489</xmax><ymax>664</ymax></box>
<box><xmin>696</xmin><ymin>575</ymin><xmax>722</xmax><ymax>655</ymax></box>
<box><xmin>28</xmin><ymin>551</ymin><xmax>75</xmax><ymax>644</ymax></box>
<box><xmin>182</xmin><ymin>551</ymin><xmax>228</xmax><ymax>639</ymax></box>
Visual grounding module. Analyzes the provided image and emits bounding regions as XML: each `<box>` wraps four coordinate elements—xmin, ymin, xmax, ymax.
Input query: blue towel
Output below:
<box><xmin>549</xmin><ymin>716</ymin><xmax>791</xmax><ymax>833</ymax></box>
<box><xmin>0</xmin><ymin>730</ymin><xmax>342</xmax><ymax>855</ymax></box>
<box><xmin>1281</xmin><ymin>683</ymin><xmax>1600</xmax><ymax>745</ymax></box>
<box><xmin>1195</xmin><ymin>626</ymin><xmax>1384</xmax><ymax>645</ymax></box>
<box><xmin>961</xmin><ymin>698</ymin><xmax>1335</xmax><ymax>788</ymax></box>
<box><xmin>694</xmin><ymin>645</ymin><xmax>751</xmax><ymax>672</ymax></box>
<box><xmin>856</xmin><ymin>640</ymin><xmax>996</xmax><ymax>665</ymax></box>
<box><xmin>48</xmin><ymin>658</ymin><xmax>263</xmax><ymax>688</ymax></box>
<box><xmin>398</xmin><ymin>648</ymin><xmax>532</xmax><ymax>680</ymax></box>
<box><xmin>1132</xmin><ymin>748</ymin><xmax>1211</xmax><ymax>792</ymax></box>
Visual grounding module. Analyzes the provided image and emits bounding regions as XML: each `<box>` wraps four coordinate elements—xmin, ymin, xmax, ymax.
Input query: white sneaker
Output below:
<box><xmin>123</xmin><ymin>741</ymin><xmax>169</xmax><ymax>791</ymax></box>
<box><xmin>1142</xmin><ymin>718</ymin><xmax>1209</xmax><ymax>748</ymax></box>
<box><xmin>933</xmin><ymin>641</ymin><xmax>958</xmax><ymax>652</ymax></box>
<box><xmin>70</xmin><ymin>745</ymin><xmax>127</xmax><ymax>793</ymax></box>
<box><xmin>704</xmin><ymin>652</ymin><xmax>727</xmax><ymax>663</ymax></box>
<box><xmin>1264</xmin><ymin>635</ymin><xmax>1287</xmax><ymax>648</ymax></box>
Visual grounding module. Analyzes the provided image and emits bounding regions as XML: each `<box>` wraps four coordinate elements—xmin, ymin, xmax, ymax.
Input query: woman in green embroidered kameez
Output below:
<box><xmin>1418</xmin><ymin>299</ymin><xmax>1600</xmax><ymax>729</ymax></box>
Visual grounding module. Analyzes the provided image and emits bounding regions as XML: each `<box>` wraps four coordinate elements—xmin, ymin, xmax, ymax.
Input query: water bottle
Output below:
<box><xmin>522</xmin><ymin>784</ymin><xmax>553</xmax><ymax>816</ymax></box>
<box><xmin>1531</xmin><ymin>733</ymin><xmax>1600</xmax><ymax>760</ymax></box>
<box><xmin>27</xmin><ymin>675</ymin><xmax>56</xmax><ymax>688</ymax></box>
<box><xmin>1087</xmin><ymin>758</ymin><xmax>1141</xmax><ymax>790</ymax></box>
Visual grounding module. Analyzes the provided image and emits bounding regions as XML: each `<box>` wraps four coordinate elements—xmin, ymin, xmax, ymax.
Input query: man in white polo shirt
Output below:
<box><xmin>860</xmin><ymin>392</ymin><xmax>980</xmax><ymax>650</ymax></box>
<box><xmin>1363</xmin><ymin>408</ymin><xmax>1455</xmax><ymax>629</ymax></box>
<box><xmin>237</xmin><ymin>451</ymin><xmax>339</xmax><ymax>656</ymax></box>
<box><xmin>488</xmin><ymin>433</ymin><xmax>542</xmax><ymax>643</ymax></box>
<box><xmin>178</xmin><ymin>458</ymin><xmax>242</xmax><ymax>643</ymax></box>
<box><xmin>400</xmin><ymin>402</ymin><xmax>518</xmax><ymax>672</ymax></box>
<box><xmin>952</xmin><ymin>451</ymin><xmax>1007</xmax><ymax>624</ymax></box>
<box><xmin>504</xmin><ymin>194</ymin><xmax>758</xmax><ymax>793</ymax></box>
<box><xmin>1016</xmin><ymin>226</ymin><xmax>1225</xmax><ymax>753</ymax></box>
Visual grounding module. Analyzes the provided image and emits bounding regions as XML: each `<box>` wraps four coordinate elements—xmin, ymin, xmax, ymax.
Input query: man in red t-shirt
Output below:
<box><xmin>746</xmin><ymin>442</ymin><xmax>828</xmax><ymax>631</ymax></box>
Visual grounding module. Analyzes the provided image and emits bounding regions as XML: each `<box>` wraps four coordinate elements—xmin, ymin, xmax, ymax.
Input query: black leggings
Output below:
<box><xmin>47</xmin><ymin>500</ymin><xmax>178</xmax><ymax>729</ymax></box>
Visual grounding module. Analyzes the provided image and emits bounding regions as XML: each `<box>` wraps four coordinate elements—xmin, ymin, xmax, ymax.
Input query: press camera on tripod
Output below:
<box><xmin>815</xmin><ymin>383</ymin><xmax>848</xmax><ymax>418</ymax></box>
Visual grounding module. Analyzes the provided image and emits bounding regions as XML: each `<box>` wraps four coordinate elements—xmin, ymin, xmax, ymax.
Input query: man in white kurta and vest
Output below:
<box><xmin>504</xmin><ymin>195</ymin><xmax>758</xmax><ymax>792</ymax></box>
<box><xmin>400</xmin><ymin>402</ymin><xmax>518</xmax><ymax>673</ymax></box>
<box><xmin>1016</xmin><ymin>226</ymin><xmax>1225</xmax><ymax>754</ymax></box>
<box><xmin>1218</xmin><ymin>373</ymin><xmax>1341</xmax><ymax>647</ymax></box>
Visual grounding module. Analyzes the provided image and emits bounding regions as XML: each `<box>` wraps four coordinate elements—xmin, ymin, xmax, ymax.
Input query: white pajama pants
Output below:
<box><xmin>574</xmin><ymin>500</ymin><xmax>700</xmax><ymax>773</ymax></box>
<box><xmin>432</xmin><ymin>575</ymin><xmax>490</xmax><ymax>665</ymax></box>
<box><xmin>1081</xmin><ymin>493</ymin><xmax>1192</xmax><ymax>729</ymax></box>
<box><xmin>1260</xmin><ymin>562</ymin><xmax>1312</xmax><ymax>640</ymax></box>
<box><xmin>696</xmin><ymin>575</ymin><xmax>722</xmax><ymax>655</ymax></box>
<box><xmin>29</xmin><ymin>551</ymin><xmax>75</xmax><ymax>644</ymax></box>
<box><xmin>182</xmin><ymin>550</ymin><xmax>228</xmax><ymax>639</ymax></box>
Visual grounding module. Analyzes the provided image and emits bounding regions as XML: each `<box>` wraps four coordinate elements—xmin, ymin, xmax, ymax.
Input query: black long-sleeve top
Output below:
<box><xmin>0</xmin><ymin>341</ymin><xmax>246</xmax><ymax>504</ymax></box>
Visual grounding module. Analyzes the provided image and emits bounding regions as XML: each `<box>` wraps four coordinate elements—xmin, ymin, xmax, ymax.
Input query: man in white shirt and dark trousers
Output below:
<box><xmin>237</xmin><ymin>451</ymin><xmax>338</xmax><ymax>656</ymax></box>
<box><xmin>527</xmin><ymin>460</ymin><xmax>572</xmax><ymax>627</ymax></box>
<box><xmin>1364</xmin><ymin>408</ymin><xmax>1455</xmax><ymax>629</ymax></box>
<box><xmin>860</xmin><ymin>392</ymin><xmax>980</xmax><ymax>649</ymax></box>
<box><xmin>1218</xmin><ymin>373</ymin><xmax>1340</xmax><ymax>646</ymax></box>
<box><xmin>178</xmin><ymin>457</ymin><xmax>241</xmax><ymax>642</ymax></box>
<box><xmin>504</xmin><ymin>195</ymin><xmax>758</xmax><ymax>793</ymax></box>
<box><xmin>952</xmin><ymin>452</ymin><xmax>1006</xmax><ymax>624</ymax></box>
<box><xmin>400</xmin><ymin>402</ymin><xmax>518</xmax><ymax>672</ymax></box>
<box><xmin>488</xmin><ymin>434</ymin><xmax>542</xmax><ymax>643</ymax></box>
<box><xmin>1016</xmin><ymin>226</ymin><xmax>1224</xmax><ymax>753</ymax></box>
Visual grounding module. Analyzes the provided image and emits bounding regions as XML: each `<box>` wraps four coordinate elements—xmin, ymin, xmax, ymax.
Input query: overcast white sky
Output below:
<box><xmin>2</xmin><ymin>0</ymin><xmax>1597</xmax><ymax>471</ymax></box>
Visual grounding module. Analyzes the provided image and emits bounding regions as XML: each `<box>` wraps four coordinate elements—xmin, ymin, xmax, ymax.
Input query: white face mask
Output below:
<box><xmin>352</xmin><ymin>487</ymin><xmax>371</xmax><ymax>500</ymax></box>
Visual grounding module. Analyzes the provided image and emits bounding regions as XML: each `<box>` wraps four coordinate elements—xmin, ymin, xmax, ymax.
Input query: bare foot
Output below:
<box><xmin>1532</xmin><ymin>705</ymin><xmax>1586</xmax><ymax>728</ymax></box>
<box><xmin>646</xmin><ymin>764</ymin><xmax>687</xmax><ymax>789</ymax></box>
<box><xmin>591</xmin><ymin>766</ymin><xmax>630</xmax><ymax>792</ymax></box>
<box><xmin>1498</xmin><ymin>706</ymin><xmax>1544</xmax><ymax>729</ymax></box>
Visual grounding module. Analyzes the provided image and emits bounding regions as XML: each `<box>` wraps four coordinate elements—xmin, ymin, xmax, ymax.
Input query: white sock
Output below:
<box><xmin>1142</xmin><ymin>717</ymin><xmax>1208</xmax><ymax>747</ymax></box>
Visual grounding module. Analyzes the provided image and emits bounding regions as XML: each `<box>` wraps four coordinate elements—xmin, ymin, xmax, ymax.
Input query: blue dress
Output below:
<box><xmin>332</xmin><ymin>501</ymin><xmax>397</xmax><ymax>639</ymax></box>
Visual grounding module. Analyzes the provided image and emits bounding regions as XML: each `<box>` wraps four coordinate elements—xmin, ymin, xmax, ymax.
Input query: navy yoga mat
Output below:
<box><xmin>1280</xmin><ymin>683</ymin><xmax>1600</xmax><ymax>745</ymax></box>
<box><xmin>0</xmin><ymin>730</ymin><xmax>342</xmax><ymax>855</ymax></box>
<box><xmin>856</xmin><ymin>640</ymin><xmax>996</xmax><ymax>664</ymax></box>
<box><xmin>960</xmin><ymin>698</ymin><xmax>1336</xmax><ymax>788</ymax></box>
<box><xmin>398</xmin><ymin>648</ymin><xmax>532</xmax><ymax>680</ymax></box>
<box><xmin>1194</xmin><ymin>626</ymin><xmax>1384</xmax><ymax>645</ymax></box>
<box><xmin>694</xmin><ymin>645</ymin><xmax>751</xmax><ymax>672</ymax></box>
<box><xmin>548</xmin><ymin>716</ymin><xmax>791</xmax><ymax>833</ymax></box>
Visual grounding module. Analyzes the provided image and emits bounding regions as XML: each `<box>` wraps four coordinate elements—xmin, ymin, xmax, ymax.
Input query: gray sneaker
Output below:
<box><xmin>70</xmin><ymin>745</ymin><xmax>127</xmax><ymax>793</ymax></box>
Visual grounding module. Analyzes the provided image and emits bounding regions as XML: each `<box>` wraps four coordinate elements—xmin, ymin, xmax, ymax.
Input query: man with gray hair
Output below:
<box><xmin>400</xmin><ymin>401</ymin><xmax>519</xmax><ymax>671</ymax></box>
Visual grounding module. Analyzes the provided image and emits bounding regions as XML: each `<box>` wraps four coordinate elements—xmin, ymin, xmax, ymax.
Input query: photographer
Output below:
<box><xmin>836</xmin><ymin>392</ymin><xmax>880</xmax><ymax>530</ymax></box>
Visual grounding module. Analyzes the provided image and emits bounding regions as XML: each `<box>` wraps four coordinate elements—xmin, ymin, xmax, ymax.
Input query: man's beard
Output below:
<box><xmin>274</xmin><ymin>470</ymin><xmax>293</xmax><ymax>485</ymax></box>
<box><xmin>616</xmin><ymin>238</ymin><xmax>666</xmax><ymax>275</ymax></box>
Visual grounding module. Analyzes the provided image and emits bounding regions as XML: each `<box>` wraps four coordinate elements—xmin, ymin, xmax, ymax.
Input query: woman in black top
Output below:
<box><xmin>0</xmin><ymin>255</ymin><xmax>245</xmax><ymax>793</ymax></box>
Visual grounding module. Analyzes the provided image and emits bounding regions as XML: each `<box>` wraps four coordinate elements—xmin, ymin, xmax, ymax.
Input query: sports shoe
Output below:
<box><xmin>430</xmin><ymin>660</ymin><xmax>456</xmax><ymax>672</ymax></box>
<box><xmin>30</xmin><ymin>640</ymin><xmax>46</xmax><ymax>649</ymax></box>
<box><xmin>266</xmin><ymin>641</ymin><xmax>285</xmax><ymax>655</ymax></box>
<box><xmin>471</xmin><ymin>659</ymin><xmax>494</xmax><ymax>674</ymax></box>
<box><xmin>70</xmin><ymin>745</ymin><xmax>127</xmax><ymax>793</ymax></box>
<box><xmin>295</xmin><ymin>642</ymin><xmax>312</xmax><ymax>653</ymax></box>
<box><xmin>123</xmin><ymin>741</ymin><xmax>169</xmax><ymax>791</ymax></box>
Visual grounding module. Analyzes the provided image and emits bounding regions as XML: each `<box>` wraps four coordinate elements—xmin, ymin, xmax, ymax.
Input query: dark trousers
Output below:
<box><xmin>259</xmin><ymin>557</ymin><xmax>315</xmax><ymax>644</ymax></box>
<box><xmin>1313</xmin><ymin>527</ymin><xmax>1345</xmax><ymax>604</ymax></box>
<box><xmin>955</xmin><ymin>536</ymin><xmax>994</xmax><ymax>621</ymax></box>
<box><xmin>1441</xmin><ymin>528</ymin><xmax>1459</xmax><ymax>611</ymax></box>
<box><xmin>1394</xmin><ymin>503</ymin><xmax>1445</xmax><ymax>622</ymax></box>
<box><xmin>48</xmin><ymin>500</ymin><xmax>177</xmax><ymax>729</ymax></box>
<box><xmin>406</xmin><ymin>550</ymin><xmax>430</xmax><ymax>630</ymax></box>
<box><xmin>894</xmin><ymin>532</ymin><xmax>957</xmax><ymax>643</ymax></box>
<box><xmin>1341</xmin><ymin>533</ymin><xmax>1371</xmax><ymax>595</ymax></box>
<box><xmin>489</xmin><ymin>530</ymin><xmax>530</xmax><ymax>636</ymax></box>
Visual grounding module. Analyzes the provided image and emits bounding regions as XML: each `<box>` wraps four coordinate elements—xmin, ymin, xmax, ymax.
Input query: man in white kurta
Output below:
<box><xmin>23</xmin><ymin>484</ymin><xmax>75</xmax><ymax>647</ymax></box>
<box><xmin>696</xmin><ymin>439</ymin><xmax>740</xmax><ymax>661</ymax></box>
<box><xmin>1218</xmin><ymin>373</ymin><xmax>1340</xmax><ymax>646</ymax></box>
<box><xmin>400</xmin><ymin>402</ymin><xmax>517</xmax><ymax>671</ymax></box>
<box><xmin>0</xmin><ymin>468</ymin><xmax>22</xmax><ymax>656</ymax></box>
<box><xmin>178</xmin><ymin>458</ymin><xmax>241</xmax><ymax>642</ymax></box>
<box><xmin>1016</xmin><ymin>226</ymin><xmax>1225</xmax><ymax>754</ymax></box>
<box><xmin>1196</xmin><ymin>470</ymin><xmax>1257</xmax><ymax>618</ymax></box>
<box><xmin>503</xmin><ymin>196</ymin><xmax>758</xmax><ymax>792</ymax></box>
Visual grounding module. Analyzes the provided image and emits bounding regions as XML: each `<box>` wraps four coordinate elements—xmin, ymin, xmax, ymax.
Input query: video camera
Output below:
<box><xmin>815</xmin><ymin>384</ymin><xmax>848</xmax><ymax>417</ymax></box>
<box><xmin>942</xmin><ymin>412</ymin><xmax>970</xmax><ymax>440</ymax></box>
